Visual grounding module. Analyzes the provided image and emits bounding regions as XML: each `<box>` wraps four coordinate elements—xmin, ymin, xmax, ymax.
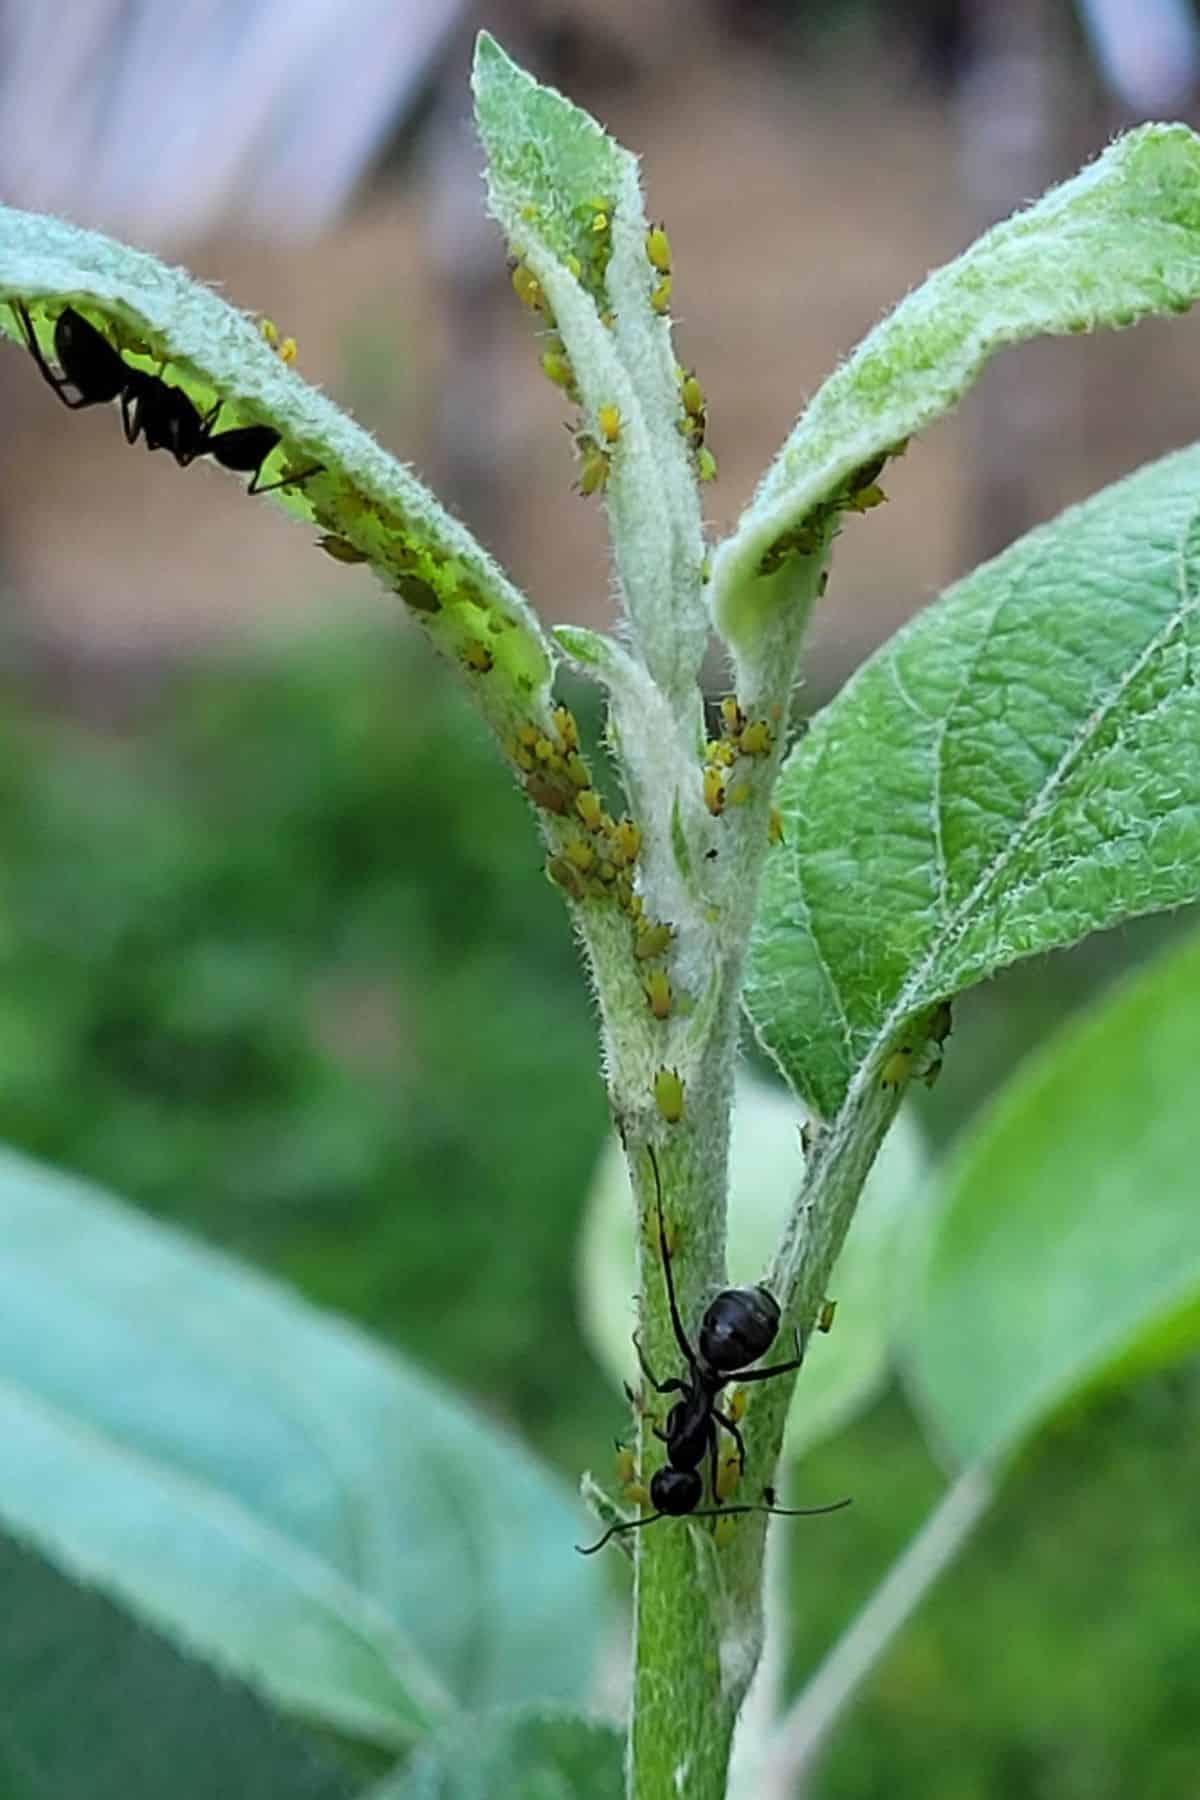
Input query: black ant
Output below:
<box><xmin>13</xmin><ymin>301</ymin><xmax>133</xmax><ymax>413</ymax></box>
<box><xmin>577</xmin><ymin>1145</ymin><xmax>850</xmax><ymax>1554</ymax></box>
<box><xmin>13</xmin><ymin>300</ymin><xmax>322</xmax><ymax>498</ymax></box>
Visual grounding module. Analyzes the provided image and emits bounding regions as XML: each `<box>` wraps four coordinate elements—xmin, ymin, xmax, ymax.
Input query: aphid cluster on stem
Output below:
<box><xmin>11</xmin><ymin>301</ymin><xmax>322</xmax><ymax>499</ymax></box>
<box><xmin>577</xmin><ymin>1146</ymin><xmax>850</xmax><ymax>1553</ymax></box>
<box><xmin>701</xmin><ymin>693</ymin><xmax>779</xmax><ymax>818</ymax></box>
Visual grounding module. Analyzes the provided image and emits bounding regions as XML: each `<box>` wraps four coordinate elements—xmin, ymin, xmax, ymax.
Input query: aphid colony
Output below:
<box><xmin>578</xmin><ymin>1146</ymin><xmax>850</xmax><ymax>1554</ymax></box>
<box><xmin>702</xmin><ymin>694</ymin><xmax>778</xmax><ymax>819</ymax></box>
<box><xmin>756</xmin><ymin>442</ymin><xmax>907</xmax><ymax>579</ymax></box>
<box><xmin>508</xmin><ymin>209</ymin><xmax>715</xmax><ymax>495</ymax></box>
<box><xmin>10</xmin><ymin>301</ymin><xmax>321</xmax><ymax>498</ymax></box>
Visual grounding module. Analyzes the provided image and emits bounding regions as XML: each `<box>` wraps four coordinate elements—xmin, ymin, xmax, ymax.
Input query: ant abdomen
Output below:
<box><xmin>649</xmin><ymin>1466</ymin><xmax>702</xmax><ymax>1515</ymax></box>
<box><xmin>699</xmin><ymin>1284</ymin><xmax>780</xmax><ymax>1373</ymax></box>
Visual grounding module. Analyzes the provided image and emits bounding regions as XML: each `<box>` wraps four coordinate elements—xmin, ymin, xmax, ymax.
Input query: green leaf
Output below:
<box><xmin>473</xmin><ymin>33</ymin><xmax>707</xmax><ymax>708</ymax></box>
<box><xmin>904</xmin><ymin>924</ymin><xmax>1200</xmax><ymax>1466</ymax></box>
<box><xmin>711</xmin><ymin>124</ymin><xmax>1200</xmax><ymax>674</ymax></box>
<box><xmin>746</xmin><ymin>442</ymin><xmax>1200</xmax><ymax>1118</ymax></box>
<box><xmin>0</xmin><ymin>1530</ymin><xmax>352</xmax><ymax>1800</ymax></box>
<box><xmin>0</xmin><ymin>205</ymin><xmax>553</xmax><ymax>730</ymax></box>
<box><xmin>368</xmin><ymin>1706</ymin><xmax>623</xmax><ymax>1800</ymax></box>
<box><xmin>0</xmin><ymin>1149</ymin><xmax>607</xmax><ymax>1750</ymax></box>
<box><xmin>577</xmin><ymin>1068</ymin><xmax>927</xmax><ymax>1458</ymax></box>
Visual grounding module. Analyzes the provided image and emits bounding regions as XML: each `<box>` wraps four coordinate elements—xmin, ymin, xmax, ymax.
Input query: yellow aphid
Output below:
<box><xmin>315</xmin><ymin>533</ymin><xmax>367</xmax><ymax>565</ymax></box>
<box><xmin>726</xmin><ymin>1387</ymin><xmax>747</xmax><ymax>1425</ymax></box>
<box><xmin>696</xmin><ymin>447</ymin><xmax>718</xmax><ymax>482</ymax></box>
<box><xmin>533</xmin><ymin>736</ymin><xmax>557</xmax><ymax>764</ymax></box>
<box><xmin>541</xmin><ymin>346</ymin><xmax>577</xmax><ymax>397</ymax></box>
<box><xmin>576</xmin><ymin>436</ymin><xmax>610</xmax><ymax>497</ymax></box>
<box><xmin>680</xmin><ymin>372</ymin><xmax>705</xmax><ymax>420</ymax></box>
<box><xmin>634</xmin><ymin>921</ymin><xmax>673</xmax><ymax>961</ymax></box>
<box><xmin>513</xmin><ymin>745</ymin><xmax>535</xmax><ymax>773</ymax></box>
<box><xmin>644</xmin><ymin>969</ymin><xmax>671</xmax><ymax>1021</ymax></box>
<box><xmin>611</xmin><ymin>818</ymin><xmax>641</xmax><ymax>864</ymax></box>
<box><xmin>650</xmin><ymin>276</ymin><xmax>673</xmax><ymax>316</ymax></box>
<box><xmin>720</xmin><ymin>697</ymin><xmax>745</xmax><ymax>738</ymax></box>
<box><xmin>517</xmin><ymin>723</ymin><xmax>540</xmax><ymax>749</ymax></box>
<box><xmin>576</xmin><ymin>789</ymin><xmax>605</xmax><ymax>831</ymax></box>
<box><xmin>818</xmin><ymin>1298</ymin><xmax>837</xmax><ymax>1334</ymax></box>
<box><xmin>565</xmin><ymin>254</ymin><xmax>582</xmax><ymax>280</ymax></box>
<box><xmin>589</xmin><ymin>207</ymin><xmax>610</xmax><ymax>235</ymax></box>
<box><xmin>463</xmin><ymin>640</ymin><xmax>494</xmax><ymax>674</ymax></box>
<box><xmin>552</xmin><ymin>705</ymin><xmax>579</xmax><ymax>752</ymax></box>
<box><xmin>260</xmin><ymin>318</ymin><xmax>279</xmax><ymax>347</ymax></box>
<box><xmin>843</xmin><ymin>482</ymin><xmax>887</xmax><ymax>514</ymax></box>
<box><xmin>511</xmin><ymin>261</ymin><xmax>545</xmax><ymax>313</ymax></box>
<box><xmin>654</xmin><ymin>1067</ymin><xmax>685</xmax><ymax>1124</ymax></box>
<box><xmin>597</xmin><ymin>402</ymin><xmax>621</xmax><ymax>444</ymax></box>
<box><xmin>881</xmin><ymin>1046</ymin><xmax>914</xmax><ymax>1090</ymax></box>
<box><xmin>768</xmin><ymin>809</ymin><xmax>784</xmax><ymax>846</ymax></box>
<box><xmin>713</xmin><ymin>1512</ymin><xmax>738</xmax><ymax>1549</ymax></box>
<box><xmin>645</xmin><ymin>223</ymin><xmax>672</xmax><ymax>275</ymax></box>
<box><xmin>546</xmin><ymin>855</ymin><xmax>587</xmax><ymax>901</ymax></box>
<box><xmin>279</xmin><ymin>337</ymin><xmax>297</xmax><ymax>364</ymax></box>
<box><xmin>739</xmin><ymin>719</ymin><xmax>772</xmax><ymax>757</ymax></box>
<box><xmin>716</xmin><ymin>1455</ymin><xmax>741</xmax><ymax>1502</ymax></box>
<box><xmin>564</xmin><ymin>837</ymin><xmax>595</xmax><ymax>874</ymax></box>
<box><xmin>703</xmin><ymin>766</ymin><xmax>726</xmax><ymax>817</ymax></box>
<box><xmin>565</xmin><ymin>753</ymin><xmax>591</xmax><ymax>790</ymax></box>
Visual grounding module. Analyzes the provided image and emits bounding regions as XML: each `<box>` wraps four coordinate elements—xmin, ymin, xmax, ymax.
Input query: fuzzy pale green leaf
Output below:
<box><xmin>712</xmin><ymin>124</ymin><xmax>1200</xmax><ymax>673</ymax></box>
<box><xmin>904</xmin><ymin>923</ymin><xmax>1200</xmax><ymax>1466</ymax></box>
<box><xmin>0</xmin><ymin>1530</ymin><xmax>352</xmax><ymax>1800</ymax></box>
<box><xmin>0</xmin><ymin>1150</ymin><xmax>605</xmax><ymax>1751</ymax></box>
<box><xmin>0</xmin><ymin>204</ymin><xmax>552</xmax><ymax>728</ymax></box>
<box><xmin>473</xmin><ymin>34</ymin><xmax>707</xmax><ymax>708</ymax></box>
<box><xmin>747</xmin><ymin>443</ymin><xmax>1200</xmax><ymax>1118</ymax></box>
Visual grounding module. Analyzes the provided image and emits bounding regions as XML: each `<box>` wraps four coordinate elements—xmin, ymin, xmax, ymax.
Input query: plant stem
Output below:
<box><xmin>757</xmin><ymin>1465</ymin><xmax>995</xmax><ymax>1797</ymax></box>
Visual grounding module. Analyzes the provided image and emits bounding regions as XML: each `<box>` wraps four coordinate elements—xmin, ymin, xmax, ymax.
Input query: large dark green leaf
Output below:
<box><xmin>0</xmin><ymin>1529</ymin><xmax>351</xmax><ymax>1800</ymax></box>
<box><xmin>0</xmin><ymin>1150</ymin><xmax>606</xmax><ymax>1750</ymax></box>
<box><xmin>747</xmin><ymin>445</ymin><xmax>1200</xmax><ymax>1117</ymax></box>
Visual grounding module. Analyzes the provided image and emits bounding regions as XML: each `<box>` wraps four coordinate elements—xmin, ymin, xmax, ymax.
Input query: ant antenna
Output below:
<box><xmin>577</xmin><ymin>1495</ymin><xmax>851</xmax><ymax>1556</ymax></box>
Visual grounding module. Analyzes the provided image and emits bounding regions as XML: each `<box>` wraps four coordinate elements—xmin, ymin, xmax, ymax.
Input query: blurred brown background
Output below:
<box><xmin>4</xmin><ymin>0</ymin><xmax>1199</xmax><ymax>697</ymax></box>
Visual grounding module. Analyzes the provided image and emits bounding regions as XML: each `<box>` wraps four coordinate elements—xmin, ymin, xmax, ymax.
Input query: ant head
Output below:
<box><xmin>649</xmin><ymin>1465</ymin><xmax>702</xmax><ymax>1515</ymax></box>
<box><xmin>699</xmin><ymin>1284</ymin><xmax>780</xmax><ymax>1373</ymax></box>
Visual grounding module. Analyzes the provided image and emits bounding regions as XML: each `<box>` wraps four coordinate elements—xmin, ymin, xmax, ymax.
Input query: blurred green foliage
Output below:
<box><xmin>0</xmin><ymin>627</ymin><xmax>1194</xmax><ymax>1795</ymax></box>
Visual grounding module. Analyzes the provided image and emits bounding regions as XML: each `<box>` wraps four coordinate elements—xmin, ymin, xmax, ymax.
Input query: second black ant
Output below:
<box><xmin>577</xmin><ymin>1145</ymin><xmax>850</xmax><ymax>1554</ymax></box>
<box><xmin>12</xmin><ymin>300</ymin><xmax>322</xmax><ymax>498</ymax></box>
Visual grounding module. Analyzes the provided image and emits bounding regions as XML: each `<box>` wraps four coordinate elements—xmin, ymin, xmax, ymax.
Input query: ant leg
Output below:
<box><xmin>731</xmin><ymin>1329</ymin><xmax>806</xmax><ymax>1386</ymax></box>
<box><xmin>246</xmin><ymin>460</ymin><xmax>324</xmax><ymax>498</ymax></box>
<box><xmin>576</xmin><ymin>1511</ymin><xmax>667</xmax><ymax>1555</ymax></box>
<box><xmin>12</xmin><ymin>301</ymin><xmax>87</xmax><ymax>407</ymax></box>
<box><xmin>645</xmin><ymin>1144</ymin><xmax>698</xmax><ymax>1372</ymax></box>
<box><xmin>713</xmin><ymin>1407</ymin><xmax>747</xmax><ymax>1473</ymax></box>
<box><xmin>632</xmin><ymin>1330</ymin><xmax>686</xmax><ymax>1398</ymax></box>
